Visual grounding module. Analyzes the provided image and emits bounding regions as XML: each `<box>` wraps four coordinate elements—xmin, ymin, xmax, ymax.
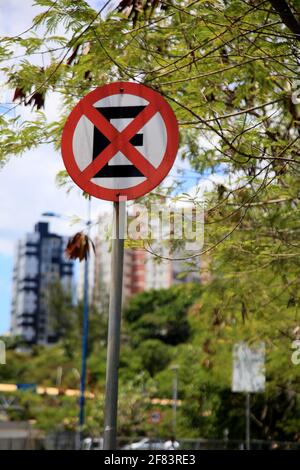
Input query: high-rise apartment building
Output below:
<box><xmin>90</xmin><ymin>244</ymin><xmax>174</xmax><ymax>305</ymax></box>
<box><xmin>77</xmin><ymin>237</ymin><xmax>200</xmax><ymax>311</ymax></box>
<box><xmin>11</xmin><ymin>222</ymin><xmax>74</xmax><ymax>345</ymax></box>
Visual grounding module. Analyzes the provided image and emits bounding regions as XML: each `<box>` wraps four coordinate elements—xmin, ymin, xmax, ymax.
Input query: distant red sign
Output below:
<box><xmin>148</xmin><ymin>410</ymin><xmax>162</xmax><ymax>424</ymax></box>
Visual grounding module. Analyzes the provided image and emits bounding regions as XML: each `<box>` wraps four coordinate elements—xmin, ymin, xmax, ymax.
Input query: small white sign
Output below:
<box><xmin>232</xmin><ymin>342</ymin><xmax>265</xmax><ymax>393</ymax></box>
<box><xmin>0</xmin><ymin>340</ymin><xmax>6</xmax><ymax>365</ymax></box>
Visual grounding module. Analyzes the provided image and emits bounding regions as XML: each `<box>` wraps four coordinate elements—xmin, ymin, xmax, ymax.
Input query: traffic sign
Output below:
<box><xmin>61</xmin><ymin>82</ymin><xmax>179</xmax><ymax>201</ymax></box>
<box><xmin>232</xmin><ymin>342</ymin><xmax>265</xmax><ymax>393</ymax></box>
<box><xmin>148</xmin><ymin>410</ymin><xmax>162</xmax><ymax>424</ymax></box>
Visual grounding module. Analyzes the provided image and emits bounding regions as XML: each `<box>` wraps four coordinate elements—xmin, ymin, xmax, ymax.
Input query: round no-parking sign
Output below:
<box><xmin>61</xmin><ymin>82</ymin><xmax>179</xmax><ymax>201</ymax></box>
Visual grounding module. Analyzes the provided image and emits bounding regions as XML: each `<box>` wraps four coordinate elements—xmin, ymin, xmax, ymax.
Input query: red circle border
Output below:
<box><xmin>61</xmin><ymin>82</ymin><xmax>179</xmax><ymax>201</ymax></box>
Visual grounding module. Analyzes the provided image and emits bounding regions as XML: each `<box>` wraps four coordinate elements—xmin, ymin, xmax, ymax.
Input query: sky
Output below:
<box><xmin>0</xmin><ymin>0</ymin><xmax>112</xmax><ymax>333</ymax></box>
<box><xmin>0</xmin><ymin>0</ymin><xmax>225</xmax><ymax>334</ymax></box>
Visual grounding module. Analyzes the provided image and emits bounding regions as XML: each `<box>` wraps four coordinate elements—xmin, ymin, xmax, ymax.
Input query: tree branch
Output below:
<box><xmin>269</xmin><ymin>0</ymin><xmax>300</xmax><ymax>40</ymax></box>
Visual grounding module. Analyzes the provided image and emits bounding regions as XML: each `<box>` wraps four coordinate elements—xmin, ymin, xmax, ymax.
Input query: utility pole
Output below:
<box><xmin>78</xmin><ymin>198</ymin><xmax>91</xmax><ymax>447</ymax></box>
<box><xmin>171</xmin><ymin>365</ymin><xmax>179</xmax><ymax>437</ymax></box>
<box><xmin>41</xmin><ymin>208</ymin><xmax>92</xmax><ymax>447</ymax></box>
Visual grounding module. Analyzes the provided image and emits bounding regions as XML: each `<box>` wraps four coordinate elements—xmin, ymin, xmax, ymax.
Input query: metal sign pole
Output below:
<box><xmin>103</xmin><ymin>199</ymin><xmax>125</xmax><ymax>450</ymax></box>
<box><xmin>245</xmin><ymin>392</ymin><xmax>251</xmax><ymax>450</ymax></box>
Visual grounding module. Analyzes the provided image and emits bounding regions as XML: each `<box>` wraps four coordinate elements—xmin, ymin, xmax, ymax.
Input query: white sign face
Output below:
<box><xmin>73</xmin><ymin>93</ymin><xmax>167</xmax><ymax>190</ymax></box>
<box><xmin>232</xmin><ymin>342</ymin><xmax>265</xmax><ymax>393</ymax></box>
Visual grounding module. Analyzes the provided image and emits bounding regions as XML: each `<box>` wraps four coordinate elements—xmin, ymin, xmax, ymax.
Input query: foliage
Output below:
<box><xmin>1</xmin><ymin>0</ymin><xmax>300</xmax><ymax>444</ymax></box>
<box><xmin>0</xmin><ymin>0</ymin><xmax>299</xmax><ymax>269</ymax></box>
<box><xmin>1</xmin><ymin>279</ymin><xmax>300</xmax><ymax>441</ymax></box>
<box><xmin>136</xmin><ymin>339</ymin><xmax>172</xmax><ymax>376</ymax></box>
<box><xmin>123</xmin><ymin>284</ymin><xmax>201</xmax><ymax>345</ymax></box>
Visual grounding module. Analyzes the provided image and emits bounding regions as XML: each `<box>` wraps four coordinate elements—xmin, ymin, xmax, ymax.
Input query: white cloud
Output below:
<box><xmin>0</xmin><ymin>1</ymin><xmax>225</xmax><ymax>256</ymax></box>
<box><xmin>0</xmin><ymin>145</ymin><xmax>110</xmax><ymax>256</ymax></box>
<box><xmin>0</xmin><ymin>0</ymin><xmax>118</xmax><ymax>334</ymax></box>
<box><xmin>0</xmin><ymin>1</ymin><xmax>114</xmax><ymax>257</ymax></box>
<box><xmin>0</xmin><ymin>0</ymin><xmax>41</xmax><ymax>35</ymax></box>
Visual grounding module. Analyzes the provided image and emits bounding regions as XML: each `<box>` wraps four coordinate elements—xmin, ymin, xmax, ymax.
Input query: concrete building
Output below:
<box><xmin>11</xmin><ymin>222</ymin><xmax>74</xmax><ymax>345</ymax></box>
<box><xmin>77</xmin><ymin>237</ymin><xmax>200</xmax><ymax>310</ymax></box>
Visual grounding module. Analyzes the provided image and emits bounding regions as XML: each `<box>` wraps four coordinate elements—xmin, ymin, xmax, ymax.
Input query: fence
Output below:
<box><xmin>1</xmin><ymin>433</ymin><xmax>300</xmax><ymax>450</ymax></box>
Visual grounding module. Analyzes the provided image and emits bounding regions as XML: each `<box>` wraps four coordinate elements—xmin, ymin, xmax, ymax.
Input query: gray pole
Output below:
<box><xmin>246</xmin><ymin>392</ymin><xmax>250</xmax><ymax>450</ymax></box>
<box><xmin>78</xmin><ymin>198</ymin><xmax>91</xmax><ymax>448</ymax></box>
<box><xmin>103</xmin><ymin>200</ymin><xmax>125</xmax><ymax>450</ymax></box>
<box><xmin>171</xmin><ymin>365</ymin><xmax>179</xmax><ymax>437</ymax></box>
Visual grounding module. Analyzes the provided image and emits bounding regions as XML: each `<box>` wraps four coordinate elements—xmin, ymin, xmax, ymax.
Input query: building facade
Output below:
<box><xmin>11</xmin><ymin>222</ymin><xmax>74</xmax><ymax>345</ymax></box>
<box><xmin>77</xmin><ymin>237</ymin><xmax>200</xmax><ymax>311</ymax></box>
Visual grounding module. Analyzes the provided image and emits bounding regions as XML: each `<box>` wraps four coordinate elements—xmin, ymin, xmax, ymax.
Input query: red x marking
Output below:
<box><xmin>61</xmin><ymin>82</ymin><xmax>179</xmax><ymax>202</ymax></box>
<box><xmin>80</xmin><ymin>100</ymin><xmax>160</xmax><ymax>180</ymax></box>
